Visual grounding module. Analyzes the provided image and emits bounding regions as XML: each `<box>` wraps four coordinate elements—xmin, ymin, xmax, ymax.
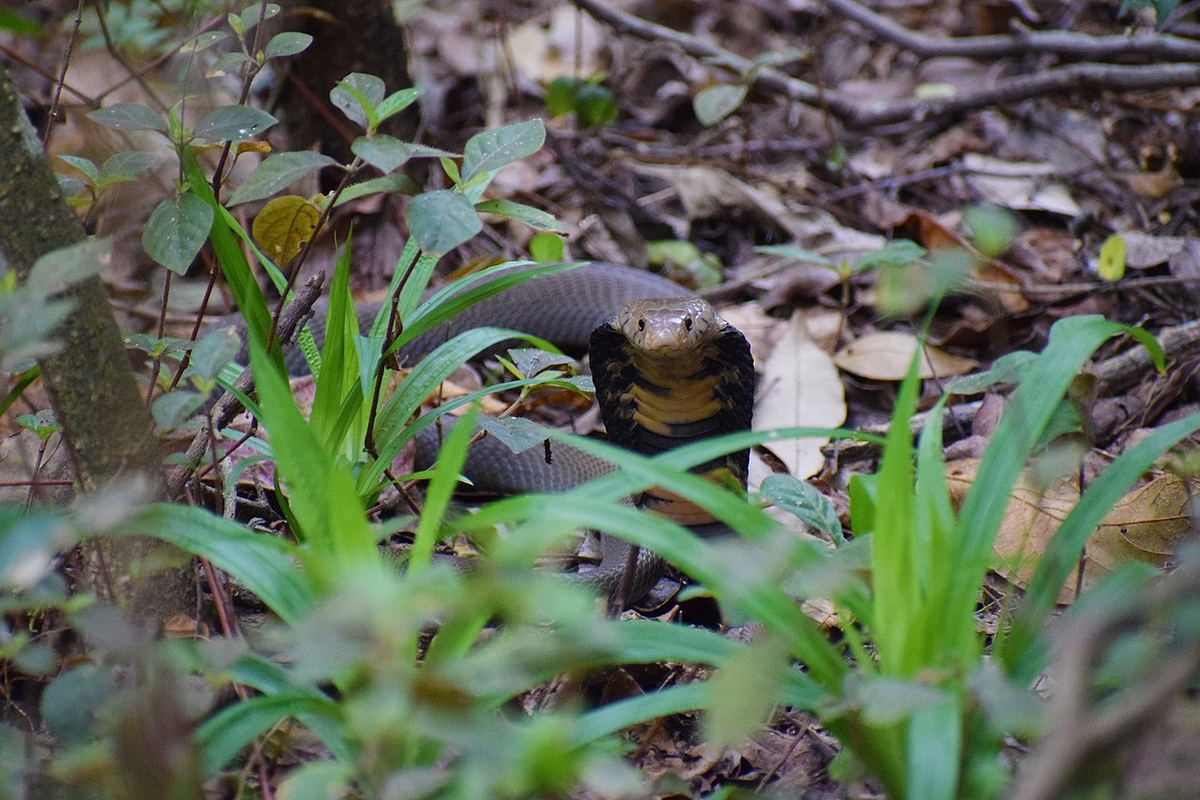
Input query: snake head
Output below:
<box><xmin>616</xmin><ymin>297</ymin><xmax>717</xmax><ymax>352</ymax></box>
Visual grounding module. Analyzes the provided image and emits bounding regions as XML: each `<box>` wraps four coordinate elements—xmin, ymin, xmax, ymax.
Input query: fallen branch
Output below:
<box><xmin>573</xmin><ymin>0</ymin><xmax>1200</xmax><ymax>128</ymax></box>
<box><xmin>822</xmin><ymin>0</ymin><xmax>1200</xmax><ymax>62</ymax></box>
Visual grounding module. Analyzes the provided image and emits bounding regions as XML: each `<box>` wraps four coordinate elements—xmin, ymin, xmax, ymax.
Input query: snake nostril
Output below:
<box><xmin>638</xmin><ymin>318</ymin><xmax>645</xmax><ymax>331</ymax></box>
<box><xmin>684</xmin><ymin>316</ymin><xmax>692</xmax><ymax>331</ymax></box>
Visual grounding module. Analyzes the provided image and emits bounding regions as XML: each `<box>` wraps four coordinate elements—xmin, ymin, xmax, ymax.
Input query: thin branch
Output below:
<box><xmin>574</xmin><ymin>0</ymin><xmax>1200</xmax><ymax>128</ymax></box>
<box><xmin>821</xmin><ymin>0</ymin><xmax>1200</xmax><ymax>62</ymax></box>
<box><xmin>166</xmin><ymin>275</ymin><xmax>325</xmax><ymax>499</ymax></box>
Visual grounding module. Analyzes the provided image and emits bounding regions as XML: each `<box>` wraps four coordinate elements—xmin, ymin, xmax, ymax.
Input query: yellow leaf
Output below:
<box><xmin>1098</xmin><ymin>233</ymin><xmax>1126</xmax><ymax>281</ymax></box>
<box><xmin>252</xmin><ymin>195</ymin><xmax>320</xmax><ymax>265</ymax></box>
<box><xmin>237</xmin><ymin>140</ymin><xmax>272</xmax><ymax>155</ymax></box>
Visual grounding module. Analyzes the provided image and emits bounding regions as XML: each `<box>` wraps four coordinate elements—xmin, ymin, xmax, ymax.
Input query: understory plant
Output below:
<box><xmin>3</xmin><ymin>8</ymin><xmax>1199</xmax><ymax>797</ymax></box>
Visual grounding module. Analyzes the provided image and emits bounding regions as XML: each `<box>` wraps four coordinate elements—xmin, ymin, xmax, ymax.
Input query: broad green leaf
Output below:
<box><xmin>227</xmin><ymin>151</ymin><xmax>337</xmax><ymax>206</ymax></box>
<box><xmin>192</xmin><ymin>105</ymin><xmax>277</xmax><ymax>142</ymax></box>
<box><xmin>142</xmin><ymin>194</ymin><xmax>214</xmax><ymax>274</ymax></box>
<box><xmin>188</xmin><ymin>327</ymin><xmax>242</xmax><ymax>384</ymax></box>
<box><xmin>475</xmin><ymin>199</ymin><xmax>566</xmax><ymax>232</ymax></box>
<box><xmin>57</xmin><ymin>155</ymin><xmax>99</xmax><ymax>185</ymax></box>
<box><xmin>87</xmin><ymin>103</ymin><xmax>167</xmax><ymax>133</ymax></box>
<box><xmin>461</xmin><ymin>119</ymin><xmax>545</xmax><ymax>183</ymax></box>
<box><xmin>263</xmin><ymin>31</ymin><xmax>312</xmax><ymax>59</ymax></box>
<box><xmin>351</xmin><ymin>135</ymin><xmax>412</xmax><ymax>174</ymax></box>
<box><xmin>693</xmin><ymin>83</ymin><xmax>746</xmax><ymax>126</ymax></box>
<box><xmin>330</xmin><ymin>72</ymin><xmax>385</xmax><ymax>129</ymax></box>
<box><xmin>209</xmin><ymin>51</ymin><xmax>254</xmax><ymax>76</ymax></box>
<box><xmin>151</xmin><ymin>390</ymin><xmax>205</xmax><ymax>431</ymax></box>
<box><xmin>251</xmin><ymin>195</ymin><xmax>320</xmax><ymax>264</ymax></box>
<box><xmin>99</xmin><ymin>151</ymin><xmax>163</xmax><ymax>184</ymax></box>
<box><xmin>405</xmin><ymin>189</ymin><xmax>481</xmax><ymax>254</ymax></box>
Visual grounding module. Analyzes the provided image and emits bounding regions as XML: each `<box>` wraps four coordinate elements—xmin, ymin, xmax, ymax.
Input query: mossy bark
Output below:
<box><xmin>0</xmin><ymin>64</ymin><xmax>193</xmax><ymax>622</ymax></box>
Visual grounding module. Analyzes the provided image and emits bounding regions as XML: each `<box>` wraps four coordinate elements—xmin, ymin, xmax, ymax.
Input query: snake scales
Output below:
<box><xmin>304</xmin><ymin>262</ymin><xmax>757</xmax><ymax>606</ymax></box>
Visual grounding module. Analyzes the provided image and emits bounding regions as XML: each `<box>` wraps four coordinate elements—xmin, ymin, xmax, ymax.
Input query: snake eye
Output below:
<box><xmin>637</xmin><ymin>318</ymin><xmax>645</xmax><ymax>331</ymax></box>
<box><xmin>684</xmin><ymin>316</ymin><xmax>693</xmax><ymax>331</ymax></box>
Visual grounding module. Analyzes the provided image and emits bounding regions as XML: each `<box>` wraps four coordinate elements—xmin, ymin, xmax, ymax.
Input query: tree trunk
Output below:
<box><xmin>0</xmin><ymin>64</ymin><xmax>193</xmax><ymax>623</ymax></box>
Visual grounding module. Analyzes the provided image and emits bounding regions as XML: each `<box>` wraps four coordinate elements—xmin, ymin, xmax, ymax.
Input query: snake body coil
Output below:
<box><xmin>301</xmin><ymin>262</ymin><xmax>755</xmax><ymax>606</ymax></box>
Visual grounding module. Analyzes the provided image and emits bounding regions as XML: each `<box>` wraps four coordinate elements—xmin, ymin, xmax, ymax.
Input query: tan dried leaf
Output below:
<box><xmin>947</xmin><ymin>460</ymin><xmax>1196</xmax><ymax>603</ymax></box>
<box><xmin>754</xmin><ymin>312</ymin><xmax>846</xmax><ymax>480</ymax></box>
<box><xmin>834</xmin><ymin>331</ymin><xmax>978</xmax><ymax>381</ymax></box>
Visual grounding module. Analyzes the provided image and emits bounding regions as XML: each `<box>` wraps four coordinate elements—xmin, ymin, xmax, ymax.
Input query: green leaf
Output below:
<box><xmin>142</xmin><ymin>194</ymin><xmax>214</xmax><ymax>274</ymax></box>
<box><xmin>475</xmin><ymin>199</ymin><xmax>567</xmax><ymax>232</ymax></box>
<box><xmin>0</xmin><ymin>9</ymin><xmax>42</xmax><ymax>35</ymax></box>
<box><xmin>57</xmin><ymin>155</ymin><xmax>99</xmax><ymax>185</ymax></box>
<box><xmin>330</xmin><ymin>72</ymin><xmax>385</xmax><ymax>129</ymax></box>
<box><xmin>906</xmin><ymin>697</ymin><xmax>961</xmax><ymax>800</ymax></box>
<box><xmin>855</xmin><ymin>240</ymin><xmax>927</xmax><ymax>270</ymax></box>
<box><xmin>761</xmin><ymin>473</ymin><xmax>844</xmax><ymax>544</ymax></box>
<box><xmin>461</xmin><ymin>119</ymin><xmax>545</xmax><ymax>183</ymax></box>
<box><xmin>196</xmin><ymin>693</ymin><xmax>340</xmax><ymax>777</ymax></box>
<box><xmin>40</xmin><ymin>665</ymin><xmax>118</xmax><ymax>744</ymax></box>
<box><xmin>333</xmin><ymin>173</ymin><xmax>418</xmax><ymax>205</ymax></box>
<box><xmin>87</xmin><ymin>103</ymin><xmax>167</xmax><ymax>133</ymax></box>
<box><xmin>246</xmin><ymin>328</ymin><xmax>378</xmax><ymax>583</ymax></box>
<box><xmin>99</xmin><ymin>151</ymin><xmax>163</xmax><ymax>184</ymax></box>
<box><xmin>375</xmin><ymin>87</ymin><xmax>420</xmax><ymax>123</ymax></box>
<box><xmin>944</xmin><ymin>350</ymin><xmax>1036</xmax><ymax>395</ymax></box>
<box><xmin>227</xmin><ymin>151</ymin><xmax>337</xmax><ymax>206</ymax></box>
<box><xmin>529</xmin><ymin>232</ymin><xmax>564</xmax><ymax>262</ymax></box>
<box><xmin>1098</xmin><ymin>233</ymin><xmax>1126</xmax><ymax>281</ymax></box>
<box><xmin>693</xmin><ymin>83</ymin><xmax>746</xmax><ymax>126</ymax></box>
<box><xmin>263</xmin><ymin>31</ymin><xmax>312</xmax><ymax>59</ymax></box>
<box><xmin>192</xmin><ymin>105</ymin><xmax>277</xmax><ymax>142</ymax></box>
<box><xmin>351</xmin><ymin>135</ymin><xmax>413</xmax><ymax>173</ymax></box>
<box><xmin>405</xmin><ymin>189</ymin><xmax>481</xmax><ymax>254</ymax></box>
<box><xmin>755</xmin><ymin>243</ymin><xmax>834</xmax><ymax>267</ymax></box>
<box><xmin>184</xmin><ymin>147</ymin><xmax>285</xmax><ymax>374</ymax></box>
<box><xmin>151</xmin><ymin>390</ymin><xmax>205</xmax><ymax>431</ymax></box>
<box><xmin>188</xmin><ymin>326</ymin><xmax>242</xmax><ymax>384</ymax></box>
<box><xmin>704</xmin><ymin>638</ymin><xmax>789</xmax><ymax>747</ymax></box>
<box><xmin>210</xmin><ymin>51</ymin><xmax>254</xmax><ymax>76</ymax></box>
<box><xmin>410</xmin><ymin>404</ymin><xmax>480</xmax><ymax>571</ymax></box>
<box><xmin>120</xmin><ymin>504</ymin><xmax>315</xmax><ymax>623</ymax></box>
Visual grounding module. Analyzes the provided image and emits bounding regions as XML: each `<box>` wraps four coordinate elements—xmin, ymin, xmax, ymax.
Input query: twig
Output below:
<box><xmin>821</xmin><ymin>0</ymin><xmax>1200</xmax><ymax>62</ymax></box>
<box><xmin>166</xmin><ymin>275</ymin><xmax>325</xmax><ymax>499</ymax></box>
<box><xmin>573</xmin><ymin>0</ymin><xmax>1200</xmax><ymax>128</ymax></box>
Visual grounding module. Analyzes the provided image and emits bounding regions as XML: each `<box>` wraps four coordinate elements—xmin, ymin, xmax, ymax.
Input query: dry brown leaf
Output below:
<box><xmin>505</xmin><ymin>5</ymin><xmax>609</xmax><ymax>83</ymax></box>
<box><xmin>962</xmin><ymin>153</ymin><xmax>1081</xmax><ymax>216</ymax></box>
<box><xmin>896</xmin><ymin>208</ymin><xmax>1029</xmax><ymax>313</ymax></box>
<box><xmin>631</xmin><ymin>163</ymin><xmax>886</xmax><ymax>257</ymax></box>
<box><xmin>1120</xmin><ymin>232</ymin><xmax>1189</xmax><ymax>269</ymax></box>
<box><xmin>833</xmin><ymin>331</ymin><xmax>978</xmax><ymax>381</ymax></box>
<box><xmin>947</xmin><ymin>460</ymin><xmax>1196</xmax><ymax>603</ymax></box>
<box><xmin>753</xmin><ymin>312</ymin><xmax>846</xmax><ymax>480</ymax></box>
